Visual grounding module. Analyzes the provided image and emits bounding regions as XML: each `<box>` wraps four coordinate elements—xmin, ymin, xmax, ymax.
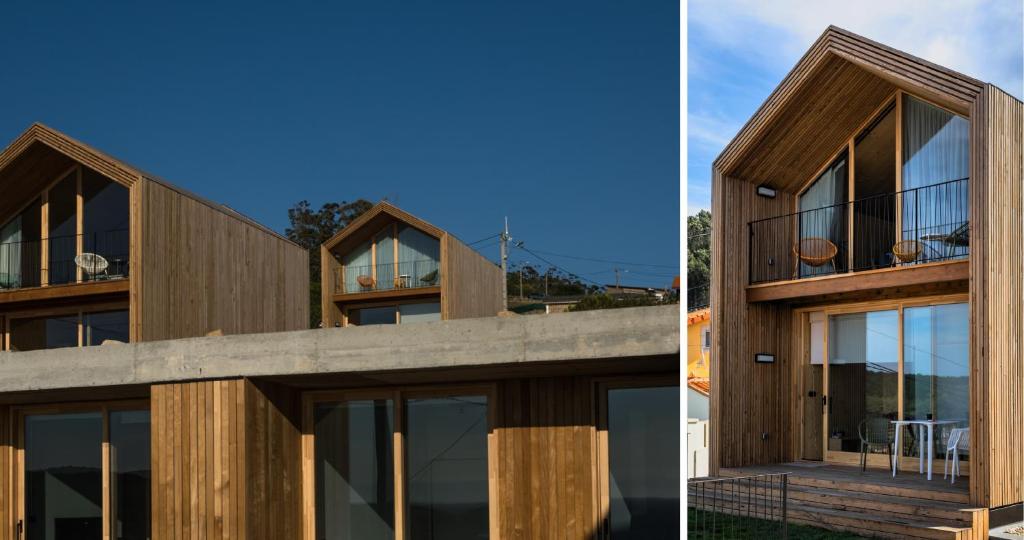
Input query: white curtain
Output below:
<box><xmin>397</xmin><ymin>226</ymin><xmax>440</xmax><ymax>285</ymax></box>
<box><xmin>375</xmin><ymin>230</ymin><xmax>395</xmax><ymax>289</ymax></box>
<box><xmin>798</xmin><ymin>156</ymin><xmax>847</xmax><ymax>276</ymax></box>
<box><xmin>0</xmin><ymin>216</ymin><xmax>22</xmax><ymax>288</ymax></box>
<box><xmin>342</xmin><ymin>241</ymin><xmax>373</xmax><ymax>293</ymax></box>
<box><xmin>902</xmin><ymin>96</ymin><xmax>969</xmax><ymax>262</ymax></box>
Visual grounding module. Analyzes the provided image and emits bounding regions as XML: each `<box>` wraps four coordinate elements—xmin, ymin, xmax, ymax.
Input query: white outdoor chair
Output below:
<box><xmin>75</xmin><ymin>252</ymin><xmax>110</xmax><ymax>280</ymax></box>
<box><xmin>944</xmin><ymin>427</ymin><xmax>969</xmax><ymax>484</ymax></box>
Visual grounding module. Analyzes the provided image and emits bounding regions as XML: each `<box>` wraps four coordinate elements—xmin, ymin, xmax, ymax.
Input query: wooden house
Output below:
<box><xmin>0</xmin><ymin>123</ymin><xmax>308</xmax><ymax>350</ymax></box>
<box><xmin>319</xmin><ymin>201</ymin><xmax>503</xmax><ymax>327</ymax></box>
<box><xmin>708</xmin><ymin>26</ymin><xmax>1021</xmax><ymax>537</ymax></box>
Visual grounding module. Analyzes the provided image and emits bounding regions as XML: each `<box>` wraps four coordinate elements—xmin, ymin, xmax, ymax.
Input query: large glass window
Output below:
<box><xmin>406</xmin><ymin>395</ymin><xmax>490</xmax><ymax>540</ymax></box>
<box><xmin>902</xmin><ymin>95</ymin><xmax>970</xmax><ymax>263</ymax></box>
<box><xmin>82</xmin><ymin>168</ymin><xmax>130</xmax><ymax>280</ymax></box>
<box><xmin>0</xmin><ymin>198</ymin><xmax>42</xmax><ymax>289</ymax></box>
<box><xmin>25</xmin><ymin>412</ymin><xmax>104</xmax><ymax>540</ymax></box>
<box><xmin>23</xmin><ymin>408</ymin><xmax>150</xmax><ymax>540</ymax></box>
<box><xmin>853</xmin><ymin>104</ymin><xmax>897</xmax><ymax>270</ymax></box>
<box><xmin>9</xmin><ymin>315</ymin><xmax>79</xmax><ymax>351</ymax></box>
<box><xmin>315</xmin><ymin>400</ymin><xmax>396</xmax><ymax>540</ymax></box>
<box><xmin>903</xmin><ymin>303</ymin><xmax>969</xmax><ymax>424</ymax></box>
<box><xmin>397</xmin><ymin>226</ymin><xmax>440</xmax><ymax>287</ymax></box>
<box><xmin>606</xmin><ymin>386</ymin><xmax>680</xmax><ymax>539</ymax></box>
<box><xmin>109</xmin><ymin>410</ymin><xmax>151</xmax><ymax>540</ymax></box>
<box><xmin>47</xmin><ymin>172</ymin><xmax>78</xmax><ymax>285</ymax></box>
<box><xmin>827</xmin><ymin>310</ymin><xmax>900</xmax><ymax>452</ymax></box>
<box><xmin>798</xmin><ymin>154</ymin><xmax>848</xmax><ymax>277</ymax></box>
<box><xmin>399</xmin><ymin>303</ymin><xmax>441</xmax><ymax>324</ymax></box>
<box><xmin>84</xmin><ymin>310</ymin><xmax>130</xmax><ymax>346</ymax></box>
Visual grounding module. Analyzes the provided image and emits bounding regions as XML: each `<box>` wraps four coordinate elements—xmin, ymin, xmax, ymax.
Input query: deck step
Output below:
<box><xmin>719</xmin><ymin>467</ymin><xmax>971</xmax><ymax>504</ymax></box>
<box><xmin>689</xmin><ymin>495</ymin><xmax>973</xmax><ymax>540</ymax></box>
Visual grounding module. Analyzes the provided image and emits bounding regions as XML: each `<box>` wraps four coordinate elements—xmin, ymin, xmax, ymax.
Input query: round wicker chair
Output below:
<box><xmin>356</xmin><ymin>275</ymin><xmax>375</xmax><ymax>291</ymax></box>
<box><xmin>892</xmin><ymin>240</ymin><xmax>923</xmax><ymax>264</ymax></box>
<box><xmin>792</xmin><ymin>237</ymin><xmax>838</xmax><ymax>277</ymax></box>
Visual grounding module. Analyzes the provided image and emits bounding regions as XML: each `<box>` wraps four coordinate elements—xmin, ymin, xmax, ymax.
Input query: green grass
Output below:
<box><xmin>688</xmin><ymin>508</ymin><xmax>873</xmax><ymax>539</ymax></box>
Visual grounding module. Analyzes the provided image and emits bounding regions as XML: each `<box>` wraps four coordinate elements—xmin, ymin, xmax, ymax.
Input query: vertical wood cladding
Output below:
<box><xmin>710</xmin><ymin>172</ymin><xmax>796</xmax><ymax>472</ymax></box>
<box><xmin>137</xmin><ymin>180</ymin><xmax>309</xmax><ymax>342</ymax></box>
<box><xmin>151</xmin><ymin>379</ymin><xmax>301</xmax><ymax>540</ymax></box>
<box><xmin>442</xmin><ymin>235</ymin><xmax>505</xmax><ymax>320</ymax></box>
<box><xmin>0</xmin><ymin>405</ymin><xmax>9</xmax><ymax>540</ymax></box>
<box><xmin>969</xmin><ymin>85</ymin><xmax>1023</xmax><ymax>508</ymax></box>
<box><xmin>493</xmin><ymin>376</ymin><xmax>599</xmax><ymax>539</ymax></box>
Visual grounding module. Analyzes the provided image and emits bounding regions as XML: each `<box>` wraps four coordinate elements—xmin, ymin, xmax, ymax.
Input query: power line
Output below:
<box><xmin>466</xmin><ymin>233</ymin><xmax>501</xmax><ymax>246</ymax></box>
<box><xmin>512</xmin><ymin>244</ymin><xmax>603</xmax><ymax>287</ymax></box>
<box><xmin>522</xmin><ymin>248</ymin><xmax>678</xmax><ymax>270</ymax></box>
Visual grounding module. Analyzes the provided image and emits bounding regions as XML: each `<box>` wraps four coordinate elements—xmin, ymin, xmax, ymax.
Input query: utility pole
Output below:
<box><xmin>614</xmin><ymin>267</ymin><xmax>622</xmax><ymax>289</ymax></box>
<box><xmin>519</xmin><ymin>265</ymin><xmax>524</xmax><ymax>300</ymax></box>
<box><xmin>544</xmin><ymin>270</ymin><xmax>548</xmax><ymax>299</ymax></box>
<box><xmin>500</xmin><ymin>218</ymin><xmax>509</xmax><ymax>311</ymax></box>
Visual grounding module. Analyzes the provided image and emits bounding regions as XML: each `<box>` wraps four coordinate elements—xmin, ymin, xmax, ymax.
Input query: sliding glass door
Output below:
<box><xmin>819</xmin><ymin>299</ymin><xmax>969</xmax><ymax>462</ymax></box>
<box><xmin>18</xmin><ymin>404</ymin><xmax>151</xmax><ymax>540</ymax></box>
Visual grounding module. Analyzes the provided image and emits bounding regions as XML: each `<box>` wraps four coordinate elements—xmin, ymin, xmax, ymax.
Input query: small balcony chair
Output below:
<box><xmin>944</xmin><ymin>427</ymin><xmax>969</xmax><ymax>484</ymax></box>
<box><xmin>858</xmin><ymin>417</ymin><xmax>894</xmax><ymax>472</ymax></box>
<box><xmin>792</xmin><ymin>237</ymin><xmax>838</xmax><ymax>279</ymax></box>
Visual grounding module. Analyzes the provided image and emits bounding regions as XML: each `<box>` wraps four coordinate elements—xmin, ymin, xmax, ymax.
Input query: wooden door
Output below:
<box><xmin>802</xmin><ymin>312</ymin><xmax>825</xmax><ymax>460</ymax></box>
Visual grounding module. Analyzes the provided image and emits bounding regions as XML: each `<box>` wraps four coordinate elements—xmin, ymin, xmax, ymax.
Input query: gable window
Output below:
<box><xmin>338</xmin><ymin>224</ymin><xmax>440</xmax><ymax>294</ymax></box>
<box><xmin>797</xmin><ymin>152</ymin><xmax>848</xmax><ymax>277</ymax></box>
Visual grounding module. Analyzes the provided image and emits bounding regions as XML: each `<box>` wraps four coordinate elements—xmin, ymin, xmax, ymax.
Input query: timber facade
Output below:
<box><xmin>709</xmin><ymin>26</ymin><xmax>1022</xmax><ymax>538</ymax></box>
<box><xmin>319</xmin><ymin>201</ymin><xmax>504</xmax><ymax>328</ymax></box>
<box><xmin>0</xmin><ymin>305</ymin><xmax>680</xmax><ymax>540</ymax></box>
<box><xmin>0</xmin><ymin>123</ymin><xmax>309</xmax><ymax>349</ymax></box>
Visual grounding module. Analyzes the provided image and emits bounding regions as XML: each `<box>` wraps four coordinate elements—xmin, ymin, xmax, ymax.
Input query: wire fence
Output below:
<box><xmin>687</xmin><ymin>473</ymin><xmax>789</xmax><ymax>539</ymax></box>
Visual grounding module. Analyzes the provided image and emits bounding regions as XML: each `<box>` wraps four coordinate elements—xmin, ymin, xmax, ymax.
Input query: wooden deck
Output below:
<box><xmin>691</xmin><ymin>462</ymin><xmax>987</xmax><ymax>539</ymax></box>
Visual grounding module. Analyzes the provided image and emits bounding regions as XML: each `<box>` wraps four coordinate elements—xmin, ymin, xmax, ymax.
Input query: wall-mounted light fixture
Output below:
<box><xmin>756</xmin><ymin>185</ymin><xmax>777</xmax><ymax>198</ymax></box>
<box><xmin>754</xmin><ymin>353</ymin><xmax>775</xmax><ymax>364</ymax></box>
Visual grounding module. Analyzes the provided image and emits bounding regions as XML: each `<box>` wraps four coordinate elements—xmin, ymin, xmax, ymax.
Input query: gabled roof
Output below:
<box><xmin>0</xmin><ymin>123</ymin><xmax>293</xmax><ymax>244</ymax></box>
<box><xmin>714</xmin><ymin>26</ymin><xmax>986</xmax><ymax>188</ymax></box>
<box><xmin>322</xmin><ymin>201</ymin><xmax>446</xmax><ymax>251</ymax></box>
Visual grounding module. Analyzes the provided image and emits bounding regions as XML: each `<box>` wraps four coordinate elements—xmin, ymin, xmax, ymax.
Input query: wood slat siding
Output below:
<box><xmin>152</xmin><ymin>379</ymin><xmax>302</xmax><ymax>540</ymax></box>
<box><xmin>715</xmin><ymin>26</ymin><xmax>983</xmax><ymax>192</ymax></box>
<box><xmin>137</xmin><ymin>180</ymin><xmax>308</xmax><ymax>341</ymax></box>
<box><xmin>969</xmin><ymin>85</ymin><xmax>1024</xmax><ymax>509</ymax></box>
<box><xmin>0</xmin><ymin>406</ymin><xmax>9</xmax><ymax>540</ymax></box>
<box><xmin>710</xmin><ymin>172</ymin><xmax>795</xmax><ymax>472</ymax></box>
<box><xmin>442</xmin><ymin>235</ymin><xmax>504</xmax><ymax>320</ymax></box>
<box><xmin>494</xmin><ymin>376</ymin><xmax>598</xmax><ymax>539</ymax></box>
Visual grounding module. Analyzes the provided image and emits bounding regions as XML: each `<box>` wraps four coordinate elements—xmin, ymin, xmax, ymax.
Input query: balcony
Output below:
<box><xmin>748</xmin><ymin>178</ymin><xmax>968</xmax><ymax>286</ymax></box>
<box><xmin>0</xmin><ymin>229</ymin><xmax>130</xmax><ymax>292</ymax></box>
<box><xmin>333</xmin><ymin>259</ymin><xmax>440</xmax><ymax>295</ymax></box>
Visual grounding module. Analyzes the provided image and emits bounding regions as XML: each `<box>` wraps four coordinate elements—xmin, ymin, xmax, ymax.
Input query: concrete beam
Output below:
<box><xmin>0</xmin><ymin>305</ymin><xmax>679</xmax><ymax>393</ymax></box>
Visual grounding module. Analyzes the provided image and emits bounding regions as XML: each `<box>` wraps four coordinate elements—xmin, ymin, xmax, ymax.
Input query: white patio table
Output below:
<box><xmin>891</xmin><ymin>419</ymin><xmax>960</xmax><ymax>480</ymax></box>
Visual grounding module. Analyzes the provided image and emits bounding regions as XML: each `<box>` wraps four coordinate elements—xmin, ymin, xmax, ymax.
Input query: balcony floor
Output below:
<box><xmin>745</xmin><ymin>259</ymin><xmax>968</xmax><ymax>304</ymax></box>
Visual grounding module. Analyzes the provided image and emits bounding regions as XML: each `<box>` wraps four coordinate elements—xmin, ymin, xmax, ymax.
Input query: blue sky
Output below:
<box><xmin>0</xmin><ymin>1</ymin><xmax>679</xmax><ymax>288</ymax></box>
<box><xmin>687</xmin><ymin>0</ymin><xmax>1024</xmax><ymax>216</ymax></box>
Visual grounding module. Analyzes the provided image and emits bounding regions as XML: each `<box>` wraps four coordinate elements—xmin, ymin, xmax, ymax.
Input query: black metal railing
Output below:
<box><xmin>0</xmin><ymin>230</ymin><xmax>129</xmax><ymax>290</ymax></box>
<box><xmin>749</xmin><ymin>178</ymin><xmax>968</xmax><ymax>284</ymax></box>
<box><xmin>688</xmin><ymin>282</ymin><xmax>710</xmax><ymax>311</ymax></box>
<box><xmin>688</xmin><ymin>473</ymin><xmax>789</xmax><ymax>539</ymax></box>
<box><xmin>333</xmin><ymin>259</ymin><xmax>441</xmax><ymax>294</ymax></box>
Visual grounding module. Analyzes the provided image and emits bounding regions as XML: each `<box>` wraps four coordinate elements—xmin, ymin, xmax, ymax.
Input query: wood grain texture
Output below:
<box><xmin>0</xmin><ymin>405</ymin><xmax>8</xmax><ymax>540</ymax></box>
<box><xmin>969</xmin><ymin>85</ymin><xmax>1023</xmax><ymax>508</ymax></box>
<box><xmin>442</xmin><ymin>234</ymin><xmax>504</xmax><ymax>320</ymax></box>
<box><xmin>710</xmin><ymin>172</ymin><xmax>796</xmax><ymax>472</ymax></box>
<box><xmin>151</xmin><ymin>379</ymin><xmax>302</xmax><ymax>540</ymax></box>
<box><xmin>493</xmin><ymin>376</ymin><xmax>599</xmax><ymax>540</ymax></box>
<box><xmin>137</xmin><ymin>180</ymin><xmax>308</xmax><ymax>341</ymax></box>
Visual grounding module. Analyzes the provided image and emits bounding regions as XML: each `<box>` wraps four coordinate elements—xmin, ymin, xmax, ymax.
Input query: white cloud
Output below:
<box><xmin>689</xmin><ymin>0</ymin><xmax>1023</xmax><ymax>98</ymax></box>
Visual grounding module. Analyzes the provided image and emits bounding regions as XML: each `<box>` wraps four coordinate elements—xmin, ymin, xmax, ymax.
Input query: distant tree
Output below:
<box><xmin>569</xmin><ymin>293</ymin><xmax>666</xmax><ymax>312</ymax></box>
<box><xmin>505</xmin><ymin>264</ymin><xmax>599</xmax><ymax>300</ymax></box>
<box><xmin>286</xmin><ymin>199</ymin><xmax>374</xmax><ymax>328</ymax></box>
<box><xmin>687</xmin><ymin>210</ymin><xmax>711</xmax><ymax>309</ymax></box>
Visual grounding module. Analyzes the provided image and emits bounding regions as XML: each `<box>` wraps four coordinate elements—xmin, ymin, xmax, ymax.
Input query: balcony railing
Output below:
<box><xmin>0</xmin><ymin>230</ymin><xmax>130</xmax><ymax>291</ymax></box>
<box><xmin>749</xmin><ymin>178</ymin><xmax>968</xmax><ymax>285</ymax></box>
<box><xmin>333</xmin><ymin>259</ymin><xmax>440</xmax><ymax>295</ymax></box>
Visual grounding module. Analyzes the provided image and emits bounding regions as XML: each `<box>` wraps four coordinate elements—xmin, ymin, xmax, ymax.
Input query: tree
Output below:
<box><xmin>687</xmin><ymin>210</ymin><xmax>711</xmax><ymax>309</ymax></box>
<box><xmin>505</xmin><ymin>263</ymin><xmax>599</xmax><ymax>300</ymax></box>
<box><xmin>286</xmin><ymin>199</ymin><xmax>374</xmax><ymax>328</ymax></box>
<box><xmin>569</xmin><ymin>293</ymin><xmax>665</xmax><ymax>312</ymax></box>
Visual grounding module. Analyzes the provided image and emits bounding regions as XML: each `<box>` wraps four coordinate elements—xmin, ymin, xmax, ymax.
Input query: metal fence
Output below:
<box><xmin>0</xmin><ymin>229</ymin><xmax>130</xmax><ymax>290</ymax></box>
<box><xmin>333</xmin><ymin>259</ymin><xmax>441</xmax><ymax>294</ymax></box>
<box><xmin>748</xmin><ymin>177</ymin><xmax>968</xmax><ymax>284</ymax></box>
<box><xmin>687</xmin><ymin>473</ymin><xmax>789</xmax><ymax>539</ymax></box>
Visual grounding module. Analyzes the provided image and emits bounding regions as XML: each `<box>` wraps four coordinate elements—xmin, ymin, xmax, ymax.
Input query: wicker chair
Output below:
<box><xmin>792</xmin><ymin>237</ymin><xmax>838</xmax><ymax>278</ymax></box>
<box><xmin>892</xmin><ymin>240</ymin><xmax>924</xmax><ymax>264</ymax></box>
<box><xmin>356</xmin><ymin>275</ymin><xmax>375</xmax><ymax>291</ymax></box>
<box><xmin>858</xmin><ymin>417</ymin><xmax>894</xmax><ymax>472</ymax></box>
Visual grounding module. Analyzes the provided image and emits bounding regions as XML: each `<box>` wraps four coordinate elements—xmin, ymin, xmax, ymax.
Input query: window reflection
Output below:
<box><xmin>110</xmin><ymin>410</ymin><xmax>151</xmax><ymax>540</ymax></box>
<box><xmin>607</xmin><ymin>386</ymin><xmax>680</xmax><ymax>539</ymax></box>
<box><xmin>903</xmin><ymin>303</ymin><xmax>969</xmax><ymax>424</ymax></box>
<box><xmin>25</xmin><ymin>412</ymin><xmax>104</xmax><ymax>540</ymax></box>
<box><xmin>406</xmin><ymin>396</ymin><xmax>489</xmax><ymax>540</ymax></box>
<box><xmin>315</xmin><ymin>400</ymin><xmax>395</xmax><ymax>540</ymax></box>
